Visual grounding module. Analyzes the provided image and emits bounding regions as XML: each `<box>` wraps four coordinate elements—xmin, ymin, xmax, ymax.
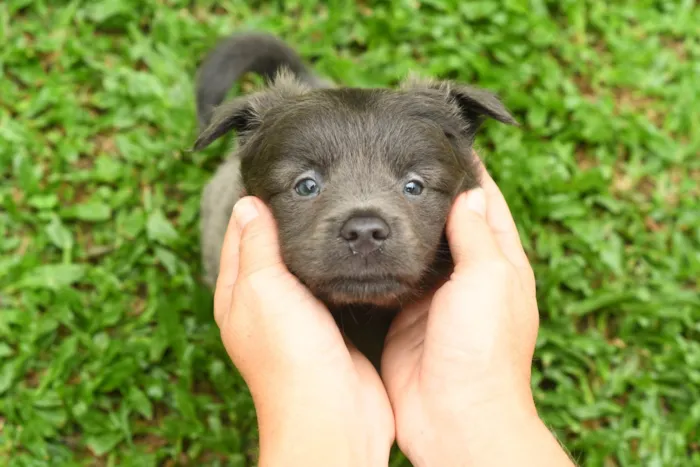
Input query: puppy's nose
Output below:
<box><xmin>340</xmin><ymin>216</ymin><xmax>390</xmax><ymax>255</ymax></box>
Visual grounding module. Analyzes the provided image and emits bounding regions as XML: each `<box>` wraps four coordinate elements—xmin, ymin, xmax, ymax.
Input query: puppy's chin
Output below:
<box><xmin>310</xmin><ymin>276</ymin><xmax>416</xmax><ymax>309</ymax></box>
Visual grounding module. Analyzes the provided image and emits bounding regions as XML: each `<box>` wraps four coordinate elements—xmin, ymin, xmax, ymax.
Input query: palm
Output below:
<box><xmin>348</xmin><ymin>347</ymin><xmax>396</xmax><ymax>444</ymax></box>
<box><xmin>380</xmin><ymin>286</ymin><xmax>438</xmax><ymax>408</ymax></box>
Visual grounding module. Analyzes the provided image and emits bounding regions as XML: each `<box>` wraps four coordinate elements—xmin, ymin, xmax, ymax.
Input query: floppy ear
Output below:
<box><xmin>401</xmin><ymin>75</ymin><xmax>518</xmax><ymax>139</ymax></box>
<box><xmin>447</xmin><ymin>83</ymin><xmax>518</xmax><ymax>128</ymax></box>
<box><xmin>193</xmin><ymin>67</ymin><xmax>312</xmax><ymax>151</ymax></box>
<box><xmin>193</xmin><ymin>96</ymin><xmax>258</xmax><ymax>151</ymax></box>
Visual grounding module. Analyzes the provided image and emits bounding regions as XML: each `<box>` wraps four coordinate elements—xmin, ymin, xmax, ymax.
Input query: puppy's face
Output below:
<box><xmin>195</xmin><ymin>72</ymin><xmax>517</xmax><ymax>307</ymax></box>
<box><xmin>244</xmin><ymin>92</ymin><xmax>466</xmax><ymax>305</ymax></box>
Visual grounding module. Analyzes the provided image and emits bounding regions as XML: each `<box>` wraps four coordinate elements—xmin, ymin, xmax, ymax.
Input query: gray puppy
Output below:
<box><xmin>195</xmin><ymin>32</ymin><xmax>517</xmax><ymax>368</ymax></box>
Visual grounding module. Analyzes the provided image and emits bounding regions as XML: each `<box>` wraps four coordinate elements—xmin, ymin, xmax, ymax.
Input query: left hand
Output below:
<box><xmin>381</xmin><ymin>162</ymin><xmax>556</xmax><ymax>466</ymax></box>
<box><xmin>214</xmin><ymin>196</ymin><xmax>394</xmax><ymax>467</ymax></box>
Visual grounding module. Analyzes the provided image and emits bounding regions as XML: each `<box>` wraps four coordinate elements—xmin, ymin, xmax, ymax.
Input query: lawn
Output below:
<box><xmin>1</xmin><ymin>0</ymin><xmax>699</xmax><ymax>465</ymax></box>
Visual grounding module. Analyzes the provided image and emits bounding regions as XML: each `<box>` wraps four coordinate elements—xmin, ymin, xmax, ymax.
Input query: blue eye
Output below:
<box><xmin>404</xmin><ymin>180</ymin><xmax>424</xmax><ymax>196</ymax></box>
<box><xmin>295</xmin><ymin>178</ymin><xmax>320</xmax><ymax>197</ymax></box>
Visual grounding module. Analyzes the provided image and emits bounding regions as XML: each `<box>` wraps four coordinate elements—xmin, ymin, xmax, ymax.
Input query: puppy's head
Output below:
<box><xmin>195</xmin><ymin>70</ymin><xmax>517</xmax><ymax>307</ymax></box>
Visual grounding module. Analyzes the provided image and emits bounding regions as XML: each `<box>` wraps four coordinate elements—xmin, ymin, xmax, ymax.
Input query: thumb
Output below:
<box><xmin>447</xmin><ymin>188</ymin><xmax>504</xmax><ymax>270</ymax></box>
<box><xmin>233</xmin><ymin>196</ymin><xmax>287</xmax><ymax>281</ymax></box>
<box><xmin>225</xmin><ymin>197</ymin><xmax>341</xmax><ymax>357</ymax></box>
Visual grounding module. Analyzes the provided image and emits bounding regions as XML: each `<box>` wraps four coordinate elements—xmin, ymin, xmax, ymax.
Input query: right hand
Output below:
<box><xmin>382</xmin><ymin>162</ymin><xmax>573</xmax><ymax>466</ymax></box>
<box><xmin>214</xmin><ymin>197</ymin><xmax>394</xmax><ymax>467</ymax></box>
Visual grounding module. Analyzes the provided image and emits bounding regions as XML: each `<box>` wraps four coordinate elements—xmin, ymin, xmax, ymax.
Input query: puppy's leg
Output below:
<box><xmin>200</xmin><ymin>156</ymin><xmax>245</xmax><ymax>288</ymax></box>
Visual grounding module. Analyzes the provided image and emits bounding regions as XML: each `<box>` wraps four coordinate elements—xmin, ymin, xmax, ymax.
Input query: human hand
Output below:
<box><xmin>382</xmin><ymin>161</ymin><xmax>573</xmax><ymax>466</ymax></box>
<box><xmin>214</xmin><ymin>196</ymin><xmax>394</xmax><ymax>467</ymax></box>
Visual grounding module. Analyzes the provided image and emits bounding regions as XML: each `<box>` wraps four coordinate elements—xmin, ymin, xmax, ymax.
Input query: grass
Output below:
<box><xmin>0</xmin><ymin>0</ymin><xmax>698</xmax><ymax>465</ymax></box>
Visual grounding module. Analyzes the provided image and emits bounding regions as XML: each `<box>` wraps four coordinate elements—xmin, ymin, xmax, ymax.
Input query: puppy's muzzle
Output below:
<box><xmin>340</xmin><ymin>215</ymin><xmax>391</xmax><ymax>256</ymax></box>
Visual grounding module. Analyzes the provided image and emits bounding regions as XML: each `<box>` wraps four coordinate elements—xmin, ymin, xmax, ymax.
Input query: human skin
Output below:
<box><xmin>213</xmin><ymin>160</ymin><xmax>573</xmax><ymax>467</ymax></box>
<box><xmin>213</xmin><ymin>196</ymin><xmax>394</xmax><ymax>467</ymax></box>
<box><xmin>381</xmin><ymin>162</ymin><xmax>575</xmax><ymax>467</ymax></box>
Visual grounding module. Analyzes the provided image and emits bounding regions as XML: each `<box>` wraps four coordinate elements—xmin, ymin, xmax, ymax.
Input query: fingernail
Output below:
<box><xmin>465</xmin><ymin>188</ymin><xmax>486</xmax><ymax>217</ymax></box>
<box><xmin>233</xmin><ymin>197</ymin><xmax>259</xmax><ymax>231</ymax></box>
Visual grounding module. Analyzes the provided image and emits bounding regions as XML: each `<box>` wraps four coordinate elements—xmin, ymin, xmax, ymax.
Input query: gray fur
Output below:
<box><xmin>200</xmin><ymin>156</ymin><xmax>243</xmax><ymax>288</ymax></box>
<box><xmin>195</xmin><ymin>32</ymin><xmax>517</xmax><ymax>367</ymax></box>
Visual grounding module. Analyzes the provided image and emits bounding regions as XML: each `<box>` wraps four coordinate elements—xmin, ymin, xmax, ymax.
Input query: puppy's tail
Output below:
<box><xmin>195</xmin><ymin>32</ymin><xmax>331</xmax><ymax>131</ymax></box>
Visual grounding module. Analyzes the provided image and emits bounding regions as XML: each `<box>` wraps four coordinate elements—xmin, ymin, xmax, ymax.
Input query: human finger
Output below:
<box><xmin>475</xmin><ymin>156</ymin><xmax>533</xmax><ymax>275</ymax></box>
<box><xmin>446</xmin><ymin>188</ymin><xmax>504</xmax><ymax>272</ymax></box>
<box><xmin>213</xmin><ymin>204</ymin><xmax>241</xmax><ymax>327</ymax></box>
<box><xmin>234</xmin><ymin>196</ymin><xmax>287</xmax><ymax>282</ymax></box>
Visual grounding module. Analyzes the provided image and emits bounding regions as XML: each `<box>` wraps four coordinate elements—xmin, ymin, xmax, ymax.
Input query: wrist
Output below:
<box><xmin>402</xmin><ymin>401</ymin><xmax>573</xmax><ymax>467</ymax></box>
<box><xmin>401</xmin><ymin>383</ymin><xmax>541</xmax><ymax>467</ymax></box>
<box><xmin>259</xmin><ymin>431</ymin><xmax>365</xmax><ymax>467</ymax></box>
<box><xmin>405</xmin><ymin>409</ymin><xmax>544</xmax><ymax>467</ymax></box>
<box><xmin>257</xmin><ymin>405</ymin><xmax>391</xmax><ymax>467</ymax></box>
<box><xmin>259</xmin><ymin>431</ymin><xmax>388</xmax><ymax>467</ymax></box>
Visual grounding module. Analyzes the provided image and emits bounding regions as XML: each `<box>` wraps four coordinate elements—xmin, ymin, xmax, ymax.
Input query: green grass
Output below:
<box><xmin>1</xmin><ymin>0</ymin><xmax>698</xmax><ymax>465</ymax></box>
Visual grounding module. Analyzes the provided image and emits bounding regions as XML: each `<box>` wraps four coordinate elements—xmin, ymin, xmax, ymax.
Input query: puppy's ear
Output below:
<box><xmin>193</xmin><ymin>96</ymin><xmax>256</xmax><ymax>151</ymax></box>
<box><xmin>193</xmin><ymin>68</ymin><xmax>311</xmax><ymax>151</ymax></box>
<box><xmin>401</xmin><ymin>75</ymin><xmax>518</xmax><ymax>137</ymax></box>
<box><xmin>447</xmin><ymin>83</ymin><xmax>518</xmax><ymax>127</ymax></box>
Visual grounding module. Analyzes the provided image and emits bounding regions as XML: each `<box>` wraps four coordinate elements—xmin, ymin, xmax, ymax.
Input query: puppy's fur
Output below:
<box><xmin>196</xmin><ymin>32</ymin><xmax>517</xmax><ymax>368</ymax></box>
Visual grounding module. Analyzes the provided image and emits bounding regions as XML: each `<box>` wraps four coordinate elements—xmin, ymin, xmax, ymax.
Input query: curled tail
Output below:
<box><xmin>195</xmin><ymin>32</ymin><xmax>331</xmax><ymax>131</ymax></box>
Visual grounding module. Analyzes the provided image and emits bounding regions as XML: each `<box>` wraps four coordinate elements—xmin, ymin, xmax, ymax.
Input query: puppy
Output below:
<box><xmin>195</xmin><ymin>32</ymin><xmax>517</xmax><ymax>368</ymax></box>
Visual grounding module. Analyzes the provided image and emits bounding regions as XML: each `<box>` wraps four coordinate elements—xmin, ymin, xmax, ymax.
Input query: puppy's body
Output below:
<box><xmin>196</xmin><ymin>33</ymin><xmax>517</xmax><ymax>368</ymax></box>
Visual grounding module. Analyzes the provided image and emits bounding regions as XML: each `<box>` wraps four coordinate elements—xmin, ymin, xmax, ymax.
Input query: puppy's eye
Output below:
<box><xmin>294</xmin><ymin>178</ymin><xmax>320</xmax><ymax>197</ymax></box>
<box><xmin>403</xmin><ymin>180</ymin><xmax>424</xmax><ymax>196</ymax></box>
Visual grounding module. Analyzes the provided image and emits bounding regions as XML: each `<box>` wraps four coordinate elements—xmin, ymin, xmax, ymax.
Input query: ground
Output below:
<box><xmin>1</xmin><ymin>0</ymin><xmax>699</xmax><ymax>466</ymax></box>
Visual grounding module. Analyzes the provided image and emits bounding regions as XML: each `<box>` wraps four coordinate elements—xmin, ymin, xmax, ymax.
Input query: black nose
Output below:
<box><xmin>340</xmin><ymin>216</ymin><xmax>390</xmax><ymax>256</ymax></box>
